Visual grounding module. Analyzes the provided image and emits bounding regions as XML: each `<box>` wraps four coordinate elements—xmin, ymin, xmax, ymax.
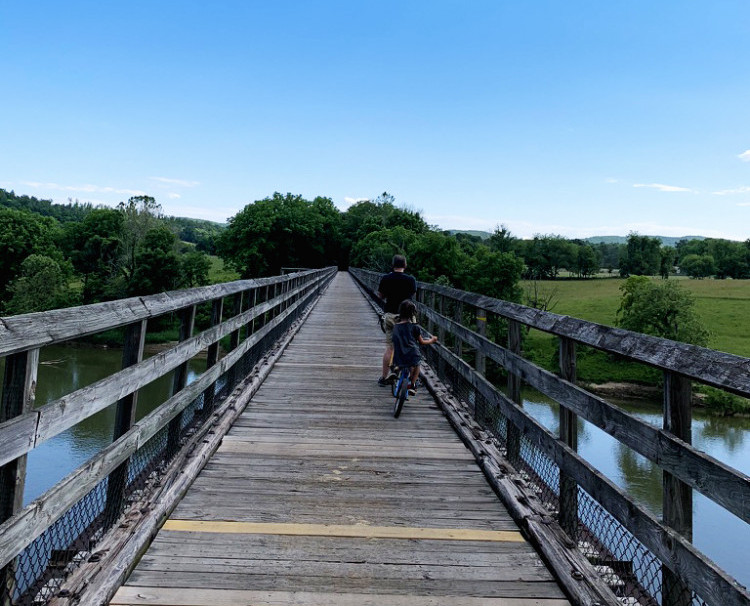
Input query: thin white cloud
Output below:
<box><xmin>604</xmin><ymin>178</ymin><xmax>620</xmax><ymax>184</ymax></box>
<box><xmin>633</xmin><ymin>183</ymin><xmax>693</xmax><ymax>193</ymax></box>
<box><xmin>168</xmin><ymin>193</ymin><xmax>181</xmax><ymax>199</ymax></box>
<box><xmin>737</xmin><ymin>202</ymin><xmax>750</xmax><ymax>207</ymax></box>
<box><xmin>150</xmin><ymin>177</ymin><xmax>200</xmax><ymax>187</ymax></box>
<box><xmin>21</xmin><ymin>181</ymin><xmax>147</xmax><ymax>196</ymax></box>
<box><xmin>713</xmin><ymin>186</ymin><xmax>750</xmax><ymax>195</ymax></box>
<box><xmin>738</xmin><ymin>150</ymin><xmax>750</xmax><ymax>162</ymax></box>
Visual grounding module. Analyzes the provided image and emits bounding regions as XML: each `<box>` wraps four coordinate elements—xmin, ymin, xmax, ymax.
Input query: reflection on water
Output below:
<box><xmin>25</xmin><ymin>344</ymin><xmax>205</xmax><ymax>506</ymax></box>
<box><xmin>522</xmin><ymin>389</ymin><xmax>750</xmax><ymax>589</ymax></box>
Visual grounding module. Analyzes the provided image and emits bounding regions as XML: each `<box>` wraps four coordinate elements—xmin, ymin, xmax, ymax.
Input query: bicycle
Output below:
<box><xmin>391</xmin><ymin>365</ymin><xmax>411</xmax><ymax>418</ymax></box>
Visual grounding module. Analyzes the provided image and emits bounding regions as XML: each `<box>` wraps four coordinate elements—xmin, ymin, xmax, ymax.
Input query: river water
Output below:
<box><xmin>18</xmin><ymin>344</ymin><xmax>750</xmax><ymax>589</ymax></box>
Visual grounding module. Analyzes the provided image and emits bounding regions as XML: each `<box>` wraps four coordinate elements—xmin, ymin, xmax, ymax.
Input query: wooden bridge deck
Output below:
<box><xmin>110</xmin><ymin>272</ymin><xmax>570</xmax><ymax>606</ymax></box>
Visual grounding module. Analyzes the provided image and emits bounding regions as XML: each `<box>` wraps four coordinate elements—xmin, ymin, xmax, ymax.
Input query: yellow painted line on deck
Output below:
<box><xmin>163</xmin><ymin>520</ymin><xmax>525</xmax><ymax>543</ymax></box>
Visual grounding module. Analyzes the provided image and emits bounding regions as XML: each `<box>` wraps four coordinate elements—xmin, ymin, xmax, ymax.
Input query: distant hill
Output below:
<box><xmin>584</xmin><ymin>235</ymin><xmax>706</xmax><ymax>247</ymax></box>
<box><xmin>446</xmin><ymin>230</ymin><xmax>708</xmax><ymax>246</ymax></box>
<box><xmin>446</xmin><ymin>229</ymin><xmax>492</xmax><ymax>240</ymax></box>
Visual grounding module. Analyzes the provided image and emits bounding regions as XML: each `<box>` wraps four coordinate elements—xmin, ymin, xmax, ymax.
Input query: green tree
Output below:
<box><xmin>680</xmin><ymin>253</ymin><xmax>716</xmax><ymax>278</ymax></box>
<box><xmin>487</xmin><ymin>224</ymin><xmax>517</xmax><ymax>254</ymax></box>
<box><xmin>520</xmin><ymin>235</ymin><xmax>575</xmax><ymax>279</ymax></box>
<box><xmin>573</xmin><ymin>245</ymin><xmax>600</xmax><ymax>278</ymax></box>
<box><xmin>0</xmin><ymin>208</ymin><xmax>61</xmax><ymax>301</ymax></box>
<box><xmin>465</xmin><ymin>246</ymin><xmax>524</xmax><ymax>302</ymax></box>
<box><xmin>6</xmin><ymin>254</ymin><xmax>75</xmax><ymax>314</ymax></box>
<box><xmin>616</xmin><ymin>276</ymin><xmax>709</xmax><ymax>346</ymax></box>
<box><xmin>180</xmin><ymin>250</ymin><xmax>211</xmax><ymax>287</ymax></box>
<box><xmin>408</xmin><ymin>231</ymin><xmax>468</xmax><ymax>286</ymax></box>
<box><xmin>118</xmin><ymin>195</ymin><xmax>163</xmax><ymax>284</ymax></box>
<box><xmin>129</xmin><ymin>227</ymin><xmax>181</xmax><ymax>295</ymax></box>
<box><xmin>63</xmin><ymin>208</ymin><xmax>124</xmax><ymax>303</ymax></box>
<box><xmin>659</xmin><ymin>246</ymin><xmax>676</xmax><ymax>279</ymax></box>
<box><xmin>349</xmin><ymin>226</ymin><xmax>419</xmax><ymax>272</ymax></box>
<box><xmin>340</xmin><ymin>194</ymin><xmax>429</xmax><ymax>266</ymax></box>
<box><xmin>218</xmin><ymin>192</ymin><xmax>343</xmax><ymax>277</ymax></box>
<box><xmin>620</xmin><ymin>233</ymin><xmax>661</xmax><ymax>276</ymax></box>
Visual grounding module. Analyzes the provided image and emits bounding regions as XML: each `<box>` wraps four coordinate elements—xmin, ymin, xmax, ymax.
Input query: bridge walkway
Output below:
<box><xmin>109</xmin><ymin>272</ymin><xmax>570</xmax><ymax>606</ymax></box>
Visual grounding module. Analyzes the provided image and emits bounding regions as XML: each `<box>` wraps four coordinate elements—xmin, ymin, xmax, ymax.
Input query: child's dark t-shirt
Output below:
<box><xmin>392</xmin><ymin>322</ymin><xmax>421</xmax><ymax>368</ymax></box>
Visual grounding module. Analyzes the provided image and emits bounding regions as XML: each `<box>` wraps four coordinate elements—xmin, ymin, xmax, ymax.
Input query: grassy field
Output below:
<box><xmin>520</xmin><ymin>277</ymin><xmax>750</xmax><ymax>387</ymax></box>
<box><xmin>522</xmin><ymin>276</ymin><xmax>750</xmax><ymax>358</ymax></box>
<box><xmin>208</xmin><ymin>255</ymin><xmax>240</xmax><ymax>283</ymax></box>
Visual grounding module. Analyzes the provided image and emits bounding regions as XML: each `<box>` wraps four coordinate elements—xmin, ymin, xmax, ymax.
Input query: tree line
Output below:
<box><xmin>0</xmin><ymin>190</ymin><xmax>216</xmax><ymax>314</ymax></box>
<box><xmin>4</xmin><ymin>188</ymin><xmax>749</xmax><ymax>340</ymax></box>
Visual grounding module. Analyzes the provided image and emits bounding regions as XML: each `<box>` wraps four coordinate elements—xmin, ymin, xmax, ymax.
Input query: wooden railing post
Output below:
<box><xmin>437</xmin><ymin>295</ymin><xmax>446</xmax><ymax>378</ymax></box>
<box><xmin>663</xmin><ymin>370</ymin><xmax>693</xmax><ymax>606</ymax></box>
<box><xmin>227</xmin><ymin>291</ymin><xmax>245</xmax><ymax>390</ymax></box>
<box><xmin>0</xmin><ymin>348</ymin><xmax>39</xmax><ymax>604</ymax></box>
<box><xmin>104</xmin><ymin>320</ymin><xmax>147</xmax><ymax>525</ymax></box>
<box><xmin>428</xmin><ymin>291</ymin><xmax>436</xmax><ymax>335</ymax></box>
<box><xmin>475</xmin><ymin>308</ymin><xmax>486</xmax><ymax>376</ymax></box>
<box><xmin>558</xmin><ymin>336</ymin><xmax>579</xmax><ymax>539</ymax></box>
<box><xmin>506</xmin><ymin>320</ymin><xmax>522</xmax><ymax>465</ymax></box>
<box><xmin>202</xmin><ymin>297</ymin><xmax>225</xmax><ymax>415</ymax></box>
<box><xmin>454</xmin><ymin>301</ymin><xmax>463</xmax><ymax>357</ymax></box>
<box><xmin>167</xmin><ymin>305</ymin><xmax>196</xmax><ymax>457</ymax></box>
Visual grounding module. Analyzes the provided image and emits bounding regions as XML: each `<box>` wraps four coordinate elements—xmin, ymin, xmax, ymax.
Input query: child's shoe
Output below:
<box><xmin>407</xmin><ymin>383</ymin><xmax>417</xmax><ymax>396</ymax></box>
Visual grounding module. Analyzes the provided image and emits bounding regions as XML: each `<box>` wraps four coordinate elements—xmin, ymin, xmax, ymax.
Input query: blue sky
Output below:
<box><xmin>2</xmin><ymin>1</ymin><xmax>749</xmax><ymax>240</ymax></box>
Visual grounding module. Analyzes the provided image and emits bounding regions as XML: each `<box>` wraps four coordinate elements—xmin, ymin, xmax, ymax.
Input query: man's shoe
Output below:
<box><xmin>378</xmin><ymin>376</ymin><xmax>389</xmax><ymax>387</ymax></box>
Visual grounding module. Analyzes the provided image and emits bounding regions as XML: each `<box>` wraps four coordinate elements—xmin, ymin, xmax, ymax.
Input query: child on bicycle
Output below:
<box><xmin>391</xmin><ymin>299</ymin><xmax>438</xmax><ymax>395</ymax></box>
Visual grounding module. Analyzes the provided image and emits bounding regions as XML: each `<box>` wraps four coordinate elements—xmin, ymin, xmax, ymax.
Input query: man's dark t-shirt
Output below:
<box><xmin>378</xmin><ymin>271</ymin><xmax>417</xmax><ymax>314</ymax></box>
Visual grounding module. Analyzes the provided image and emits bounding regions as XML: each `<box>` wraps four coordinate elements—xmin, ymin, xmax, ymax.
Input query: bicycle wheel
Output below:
<box><xmin>393</xmin><ymin>374</ymin><xmax>408</xmax><ymax>418</ymax></box>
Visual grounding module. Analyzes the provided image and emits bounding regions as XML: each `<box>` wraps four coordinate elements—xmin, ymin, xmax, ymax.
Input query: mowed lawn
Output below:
<box><xmin>522</xmin><ymin>277</ymin><xmax>750</xmax><ymax>359</ymax></box>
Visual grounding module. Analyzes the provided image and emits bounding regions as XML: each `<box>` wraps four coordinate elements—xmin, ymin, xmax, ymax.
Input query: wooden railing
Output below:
<box><xmin>350</xmin><ymin>268</ymin><xmax>750</xmax><ymax>606</ymax></box>
<box><xmin>0</xmin><ymin>267</ymin><xmax>336</xmax><ymax>606</ymax></box>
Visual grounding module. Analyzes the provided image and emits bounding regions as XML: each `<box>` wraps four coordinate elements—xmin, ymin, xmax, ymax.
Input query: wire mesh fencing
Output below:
<box><xmin>421</xmin><ymin>330</ymin><xmax>708</xmax><ymax>606</ymax></box>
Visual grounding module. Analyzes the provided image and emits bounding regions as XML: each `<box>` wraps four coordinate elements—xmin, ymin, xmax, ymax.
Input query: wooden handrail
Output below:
<box><xmin>0</xmin><ymin>270</ymin><xmax>321</xmax><ymax>357</ymax></box>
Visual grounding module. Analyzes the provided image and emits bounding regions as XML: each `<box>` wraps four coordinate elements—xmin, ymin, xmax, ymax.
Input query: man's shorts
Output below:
<box><xmin>383</xmin><ymin>313</ymin><xmax>399</xmax><ymax>345</ymax></box>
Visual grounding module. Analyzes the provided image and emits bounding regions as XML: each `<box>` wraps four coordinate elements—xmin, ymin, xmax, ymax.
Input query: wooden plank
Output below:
<box><xmin>217</xmin><ymin>441</ymin><xmax>476</xmax><ymax>460</ymax></box>
<box><xmin>111</xmin><ymin>586</ymin><xmax>570</xmax><ymax>605</ymax></box>
<box><xmin>162</xmin><ymin>520</ymin><xmax>524</xmax><ymax>542</ymax></box>
<box><xmin>123</xmin><ymin>571</ymin><xmax>567</xmax><ymax>598</ymax></box>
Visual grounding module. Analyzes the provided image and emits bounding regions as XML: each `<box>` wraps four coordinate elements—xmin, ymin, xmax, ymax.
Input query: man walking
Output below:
<box><xmin>377</xmin><ymin>254</ymin><xmax>417</xmax><ymax>386</ymax></box>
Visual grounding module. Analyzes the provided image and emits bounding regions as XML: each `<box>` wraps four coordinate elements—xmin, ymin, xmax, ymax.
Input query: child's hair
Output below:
<box><xmin>397</xmin><ymin>299</ymin><xmax>417</xmax><ymax>321</ymax></box>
